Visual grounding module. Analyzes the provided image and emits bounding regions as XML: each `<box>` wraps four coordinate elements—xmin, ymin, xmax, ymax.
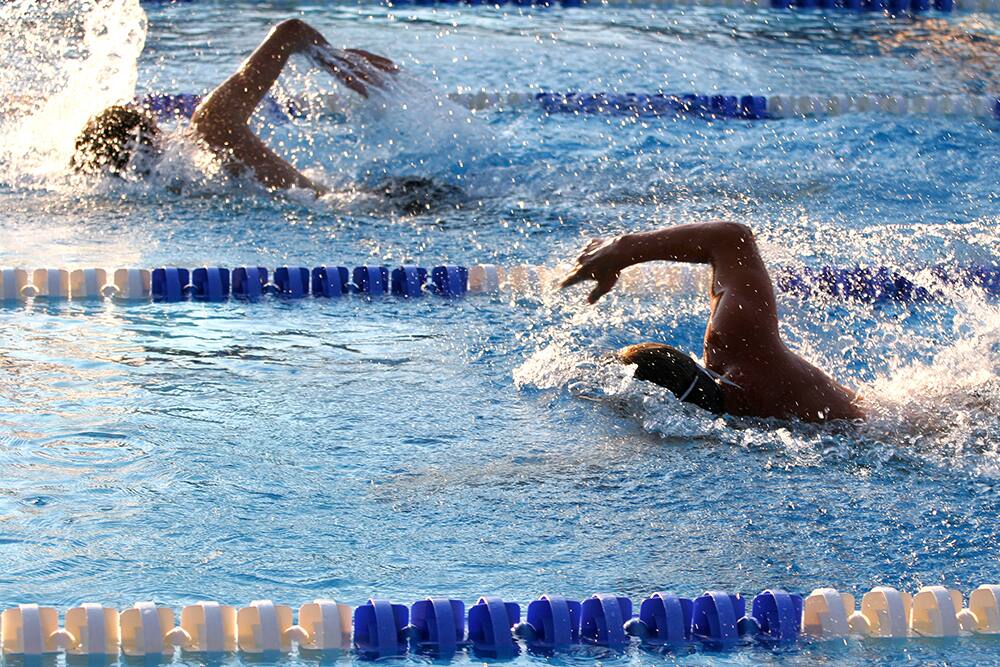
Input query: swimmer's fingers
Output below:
<box><xmin>560</xmin><ymin>236</ymin><xmax>623</xmax><ymax>303</ymax></box>
<box><xmin>315</xmin><ymin>49</ymin><xmax>390</xmax><ymax>95</ymax></box>
<box><xmin>335</xmin><ymin>70</ymin><xmax>369</xmax><ymax>97</ymax></box>
<box><xmin>340</xmin><ymin>53</ymin><xmax>398</xmax><ymax>92</ymax></box>
<box><xmin>334</xmin><ymin>57</ymin><xmax>390</xmax><ymax>93</ymax></box>
<box><xmin>312</xmin><ymin>52</ymin><xmax>369</xmax><ymax>97</ymax></box>
<box><xmin>345</xmin><ymin>49</ymin><xmax>398</xmax><ymax>72</ymax></box>
<box><xmin>559</xmin><ymin>265</ymin><xmax>620</xmax><ymax>303</ymax></box>
<box><xmin>559</xmin><ymin>237</ymin><xmax>614</xmax><ymax>286</ymax></box>
<box><xmin>588</xmin><ymin>274</ymin><xmax>619</xmax><ymax>304</ymax></box>
<box><xmin>559</xmin><ymin>270</ymin><xmax>585</xmax><ymax>290</ymax></box>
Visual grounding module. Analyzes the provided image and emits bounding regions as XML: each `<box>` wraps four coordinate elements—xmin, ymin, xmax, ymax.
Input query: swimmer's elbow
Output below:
<box><xmin>709</xmin><ymin>221</ymin><xmax>759</xmax><ymax>265</ymax></box>
<box><xmin>190</xmin><ymin>101</ymin><xmax>218</xmax><ymax>136</ymax></box>
<box><xmin>714</xmin><ymin>221</ymin><xmax>755</xmax><ymax>244</ymax></box>
<box><xmin>191</xmin><ymin>104</ymin><xmax>237</xmax><ymax>148</ymax></box>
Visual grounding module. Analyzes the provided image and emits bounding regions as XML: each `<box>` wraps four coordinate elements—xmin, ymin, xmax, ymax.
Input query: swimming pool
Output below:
<box><xmin>0</xmin><ymin>0</ymin><xmax>999</xmax><ymax>663</ymax></box>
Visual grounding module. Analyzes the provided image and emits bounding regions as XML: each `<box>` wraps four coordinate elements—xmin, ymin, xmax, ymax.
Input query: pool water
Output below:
<box><xmin>0</xmin><ymin>0</ymin><xmax>999</xmax><ymax>664</ymax></box>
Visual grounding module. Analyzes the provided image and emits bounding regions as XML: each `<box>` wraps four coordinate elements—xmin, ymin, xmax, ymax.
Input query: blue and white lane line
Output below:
<box><xmin>2</xmin><ymin>264</ymin><xmax>998</xmax><ymax>304</ymax></box>
<box><xmin>139</xmin><ymin>91</ymin><xmax>1000</xmax><ymax>121</ymax></box>
<box><xmin>0</xmin><ymin>586</ymin><xmax>998</xmax><ymax>658</ymax></box>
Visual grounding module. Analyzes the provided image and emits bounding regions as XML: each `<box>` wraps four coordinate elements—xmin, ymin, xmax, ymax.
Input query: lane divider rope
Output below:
<box><xmin>0</xmin><ymin>264</ymin><xmax>997</xmax><ymax>305</ymax></box>
<box><xmin>139</xmin><ymin>91</ymin><xmax>1000</xmax><ymax>121</ymax></box>
<box><xmin>1</xmin><ymin>586</ymin><xmax>997</xmax><ymax>658</ymax></box>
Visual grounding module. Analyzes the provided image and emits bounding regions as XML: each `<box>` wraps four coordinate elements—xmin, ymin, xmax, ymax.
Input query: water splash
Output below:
<box><xmin>0</xmin><ymin>0</ymin><xmax>147</xmax><ymax>187</ymax></box>
<box><xmin>0</xmin><ymin>9</ymin><xmax>501</xmax><ymax>205</ymax></box>
<box><xmin>353</xmin><ymin>72</ymin><xmax>498</xmax><ymax>185</ymax></box>
<box><xmin>272</xmin><ymin>44</ymin><xmax>502</xmax><ymax>192</ymax></box>
<box><xmin>862</xmin><ymin>284</ymin><xmax>1000</xmax><ymax>475</ymax></box>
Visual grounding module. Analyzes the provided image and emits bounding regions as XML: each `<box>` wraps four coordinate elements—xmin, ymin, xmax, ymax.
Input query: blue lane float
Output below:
<box><xmin>629</xmin><ymin>592</ymin><xmax>694</xmax><ymax>643</ymax></box>
<box><xmin>312</xmin><ymin>265</ymin><xmax>350</xmax><ymax>297</ymax></box>
<box><xmin>232</xmin><ymin>266</ymin><xmax>269</xmax><ymax>298</ymax></box>
<box><xmin>409</xmin><ymin>599</ymin><xmax>466</xmax><ymax>656</ymax></box>
<box><xmin>776</xmin><ymin>265</ymin><xmax>941</xmax><ymax>303</ymax></box>
<box><xmin>2</xmin><ymin>586</ymin><xmax>997</xmax><ymax>659</ymax></box>
<box><xmin>383</xmin><ymin>0</ymin><xmax>992</xmax><ymax>10</ymax></box>
<box><xmin>691</xmin><ymin>591</ymin><xmax>745</xmax><ymax>643</ymax></box>
<box><xmin>151</xmin><ymin>267</ymin><xmax>188</xmax><ymax>302</ymax></box>
<box><xmin>274</xmin><ymin>266</ymin><xmax>310</xmax><ymax>297</ymax></box>
<box><xmin>353</xmin><ymin>599</ymin><xmax>408</xmax><ymax>658</ymax></box>
<box><xmin>515</xmin><ymin>595</ymin><xmax>582</xmax><ymax>650</ymax></box>
<box><xmin>353</xmin><ymin>265</ymin><xmax>390</xmax><ymax>295</ymax></box>
<box><xmin>432</xmin><ymin>265</ymin><xmax>469</xmax><ymax>296</ymax></box>
<box><xmin>581</xmin><ymin>594</ymin><xmax>633</xmax><ymax>647</ymax></box>
<box><xmin>467</xmin><ymin>597</ymin><xmax>520</xmax><ymax>658</ymax></box>
<box><xmin>753</xmin><ymin>590</ymin><xmax>804</xmax><ymax>642</ymax></box>
<box><xmin>391</xmin><ymin>265</ymin><xmax>427</xmax><ymax>297</ymax></box>
<box><xmin>191</xmin><ymin>267</ymin><xmax>230</xmax><ymax>301</ymax></box>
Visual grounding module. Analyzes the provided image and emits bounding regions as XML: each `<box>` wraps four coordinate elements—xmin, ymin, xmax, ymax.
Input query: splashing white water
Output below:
<box><xmin>272</xmin><ymin>44</ymin><xmax>500</xmax><ymax>189</ymax></box>
<box><xmin>0</xmin><ymin>0</ymin><xmax>147</xmax><ymax>187</ymax></box>
<box><xmin>861</xmin><ymin>289</ymin><xmax>1000</xmax><ymax>473</ymax></box>
<box><xmin>0</xmin><ymin>10</ymin><xmax>495</xmax><ymax>201</ymax></box>
<box><xmin>354</xmin><ymin>72</ymin><xmax>496</xmax><ymax>183</ymax></box>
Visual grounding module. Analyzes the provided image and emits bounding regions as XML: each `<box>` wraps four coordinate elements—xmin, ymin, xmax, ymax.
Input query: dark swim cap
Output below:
<box><xmin>71</xmin><ymin>105</ymin><xmax>159</xmax><ymax>176</ymax></box>
<box><xmin>375</xmin><ymin>176</ymin><xmax>464</xmax><ymax>214</ymax></box>
<box><xmin>618</xmin><ymin>343</ymin><xmax>726</xmax><ymax>414</ymax></box>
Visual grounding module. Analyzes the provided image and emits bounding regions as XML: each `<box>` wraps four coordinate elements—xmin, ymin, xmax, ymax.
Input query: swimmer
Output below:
<box><xmin>560</xmin><ymin>222</ymin><xmax>864</xmax><ymax>423</ymax></box>
<box><xmin>71</xmin><ymin>19</ymin><xmax>396</xmax><ymax>195</ymax></box>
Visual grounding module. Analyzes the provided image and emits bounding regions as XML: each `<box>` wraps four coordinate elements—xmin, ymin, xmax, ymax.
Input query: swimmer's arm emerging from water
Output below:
<box><xmin>561</xmin><ymin>222</ymin><xmax>774</xmax><ymax>306</ymax></box>
<box><xmin>560</xmin><ymin>221</ymin><xmax>781</xmax><ymax>363</ymax></box>
<box><xmin>192</xmin><ymin>19</ymin><xmax>396</xmax><ymax>194</ymax></box>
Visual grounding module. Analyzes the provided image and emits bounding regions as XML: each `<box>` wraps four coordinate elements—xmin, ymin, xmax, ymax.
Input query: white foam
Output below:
<box><xmin>0</xmin><ymin>0</ymin><xmax>147</xmax><ymax>187</ymax></box>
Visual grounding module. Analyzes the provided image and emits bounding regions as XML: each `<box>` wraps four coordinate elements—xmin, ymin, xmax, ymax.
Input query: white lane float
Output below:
<box><xmin>0</xmin><ymin>604</ymin><xmax>61</xmax><ymax>654</ymax></box>
<box><xmin>294</xmin><ymin>599</ymin><xmax>354</xmax><ymax>650</ymax></box>
<box><xmin>111</xmin><ymin>268</ymin><xmax>152</xmax><ymax>300</ymax></box>
<box><xmin>69</xmin><ymin>268</ymin><xmax>109</xmax><ymax>299</ymax></box>
<box><xmin>0</xmin><ymin>268</ymin><xmax>30</xmax><ymax>301</ymax></box>
<box><xmin>178</xmin><ymin>601</ymin><xmax>238</xmax><ymax>653</ymax></box>
<box><xmin>910</xmin><ymin>586</ymin><xmax>963</xmax><ymax>637</ymax></box>
<box><xmin>961</xmin><ymin>585</ymin><xmax>1000</xmax><ymax>633</ymax></box>
<box><xmin>801</xmin><ymin>588</ymin><xmax>855</xmax><ymax>638</ymax></box>
<box><xmin>119</xmin><ymin>602</ymin><xmax>178</xmax><ymax>656</ymax></box>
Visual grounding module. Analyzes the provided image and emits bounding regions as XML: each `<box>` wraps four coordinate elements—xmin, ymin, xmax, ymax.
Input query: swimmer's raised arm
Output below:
<box><xmin>560</xmin><ymin>222</ymin><xmax>770</xmax><ymax>304</ymax></box>
<box><xmin>191</xmin><ymin>19</ymin><xmax>396</xmax><ymax>193</ymax></box>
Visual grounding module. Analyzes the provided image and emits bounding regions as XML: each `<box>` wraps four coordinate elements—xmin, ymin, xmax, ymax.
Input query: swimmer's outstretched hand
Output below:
<box><xmin>560</xmin><ymin>236</ymin><xmax>626</xmax><ymax>304</ymax></box>
<box><xmin>307</xmin><ymin>42</ymin><xmax>398</xmax><ymax>98</ymax></box>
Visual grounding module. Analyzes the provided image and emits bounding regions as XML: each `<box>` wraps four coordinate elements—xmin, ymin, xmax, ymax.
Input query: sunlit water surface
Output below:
<box><xmin>0</xmin><ymin>0</ymin><xmax>999</xmax><ymax>664</ymax></box>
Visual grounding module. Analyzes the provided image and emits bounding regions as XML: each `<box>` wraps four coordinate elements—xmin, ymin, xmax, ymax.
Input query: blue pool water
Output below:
<box><xmin>0</xmin><ymin>0</ymin><xmax>999</xmax><ymax>663</ymax></box>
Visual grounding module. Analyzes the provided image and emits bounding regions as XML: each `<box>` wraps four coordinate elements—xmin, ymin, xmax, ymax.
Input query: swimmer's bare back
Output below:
<box><xmin>560</xmin><ymin>222</ymin><xmax>864</xmax><ymax>422</ymax></box>
<box><xmin>191</xmin><ymin>19</ymin><xmax>396</xmax><ymax>195</ymax></box>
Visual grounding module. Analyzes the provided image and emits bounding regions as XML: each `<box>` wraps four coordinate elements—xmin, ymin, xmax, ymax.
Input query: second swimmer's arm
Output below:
<box><xmin>191</xmin><ymin>19</ymin><xmax>396</xmax><ymax>193</ymax></box>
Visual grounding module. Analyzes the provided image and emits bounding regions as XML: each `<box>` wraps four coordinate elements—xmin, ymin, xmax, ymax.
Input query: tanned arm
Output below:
<box><xmin>560</xmin><ymin>222</ymin><xmax>781</xmax><ymax>353</ymax></box>
<box><xmin>191</xmin><ymin>18</ymin><xmax>396</xmax><ymax>194</ymax></box>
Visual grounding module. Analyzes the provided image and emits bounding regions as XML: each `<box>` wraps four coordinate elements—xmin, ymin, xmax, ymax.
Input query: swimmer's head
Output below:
<box><xmin>376</xmin><ymin>176</ymin><xmax>465</xmax><ymax>215</ymax></box>
<box><xmin>618</xmin><ymin>343</ymin><xmax>726</xmax><ymax>414</ymax></box>
<box><xmin>71</xmin><ymin>105</ymin><xmax>160</xmax><ymax>176</ymax></box>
